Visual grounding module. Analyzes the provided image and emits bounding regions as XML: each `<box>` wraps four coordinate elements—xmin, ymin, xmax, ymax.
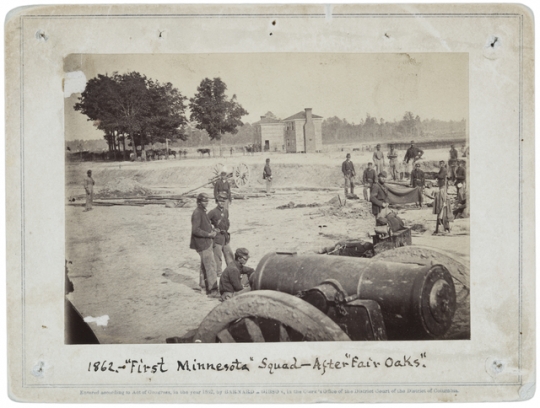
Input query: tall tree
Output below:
<box><xmin>74</xmin><ymin>72</ymin><xmax>188</xmax><ymax>160</ymax></box>
<box><xmin>189</xmin><ymin>77</ymin><xmax>248</xmax><ymax>155</ymax></box>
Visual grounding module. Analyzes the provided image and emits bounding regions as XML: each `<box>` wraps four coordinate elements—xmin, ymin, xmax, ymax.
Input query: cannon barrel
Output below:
<box><xmin>252</xmin><ymin>252</ymin><xmax>456</xmax><ymax>340</ymax></box>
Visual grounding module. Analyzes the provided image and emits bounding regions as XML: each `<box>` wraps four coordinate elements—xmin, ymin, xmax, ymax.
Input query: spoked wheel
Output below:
<box><xmin>212</xmin><ymin>163</ymin><xmax>224</xmax><ymax>178</ymax></box>
<box><xmin>233</xmin><ymin>163</ymin><xmax>250</xmax><ymax>188</ymax></box>
<box><xmin>193</xmin><ymin>291</ymin><xmax>351</xmax><ymax>343</ymax></box>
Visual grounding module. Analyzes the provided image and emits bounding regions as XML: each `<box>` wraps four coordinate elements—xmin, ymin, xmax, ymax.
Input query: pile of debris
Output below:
<box><xmin>277</xmin><ymin>202</ymin><xmax>321</xmax><ymax>210</ymax></box>
<box><xmin>97</xmin><ymin>178</ymin><xmax>154</xmax><ymax>198</ymax></box>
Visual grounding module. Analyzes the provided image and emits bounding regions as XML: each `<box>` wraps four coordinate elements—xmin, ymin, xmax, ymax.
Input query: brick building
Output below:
<box><xmin>255</xmin><ymin>108</ymin><xmax>323</xmax><ymax>153</ymax></box>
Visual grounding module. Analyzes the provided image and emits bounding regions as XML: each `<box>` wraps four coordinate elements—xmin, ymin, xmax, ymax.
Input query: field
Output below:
<box><xmin>65</xmin><ymin>148</ymin><xmax>469</xmax><ymax>343</ymax></box>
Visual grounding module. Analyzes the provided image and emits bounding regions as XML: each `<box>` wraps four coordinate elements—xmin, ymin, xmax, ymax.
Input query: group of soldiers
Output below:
<box><xmin>342</xmin><ymin>141</ymin><xmax>467</xmax><ymax>234</ymax></box>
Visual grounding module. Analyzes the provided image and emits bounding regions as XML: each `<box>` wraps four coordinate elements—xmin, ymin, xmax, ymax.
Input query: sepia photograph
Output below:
<box><xmin>5</xmin><ymin>3</ymin><xmax>534</xmax><ymax>403</ymax></box>
<box><xmin>64</xmin><ymin>53</ymin><xmax>470</xmax><ymax>344</ymax></box>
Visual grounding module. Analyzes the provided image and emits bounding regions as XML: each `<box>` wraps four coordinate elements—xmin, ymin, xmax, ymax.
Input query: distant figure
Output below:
<box><xmin>372</xmin><ymin>144</ymin><xmax>385</xmax><ymax>175</ymax></box>
<box><xmin>341</xmin><ymin>153</ymin><xmax>356</xmax><ymax>196</ymax></box>
<box><xmin>387</xmin><ymin>145</ymin><xmax>399</xmax><ymax>181</ymax></box>
<box><xmin>362</xmin><ymin>162</ymin><xmax>377</xmax><ymax>201</ymax></box>
<box><xmin>263</xmin><ymin>158</ymin><xmax>273</xmax><ymax>193</ymax></box>
<box><xmin>403</xmin><ymin>140</ymin><xmax>424</xmax><ymax>178</ymax></box>
<box><xmin>230</xmin><ymin>147</ymin><xmax>233</xmax><ymax>156</ymax></box>
<box><xmin>83</xmin><ymin>170</ymin><xmax>95</xmax><ymax>212</ymax></box>
<box><xmin>410</xmin><ymin>162</ymin><xmax>425</xmax><ymax>207</ymax></box>
<box><xmin>214</xmin><ymin>168</ymin><xmax>232</xmax><ymax>210</ymax></box>
<box><xmin>436</xmin><ymin>160</ymin><xmax>448</xmax><ymax>188</ymax></box>
<box><xmin>448</xmin><ymin>144</ymin><xmax>459</xmax><ymax>181</ymax></box>
<box><xmin>370</xmin><ymin>171</ymin><xmax>389</xmax><ymax>220</ymax></box>
<box><xmin>141</xmin><ymin>149</ymin><xmax>147</xmax><ymax>162</ymax></box>
<box><xmin>455</xmin><ymin>160</ymin><xmax>466</xmax><ymax>202</ymax></box>
<box><xmin>183</xmin><ymin>149</ymin><xmax>188</xmax><ymax>159</ymax></box>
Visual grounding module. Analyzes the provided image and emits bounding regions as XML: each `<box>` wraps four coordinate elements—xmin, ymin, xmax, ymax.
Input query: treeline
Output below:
<box><xmin>321</xmin><ymin>112</ymin><xmax>466</xmax><ymax>143</ymax></box>
<box><xmin>73</xmin><ymin>72</ymin><xmax>248</xmax><ymax>159</ymax></box>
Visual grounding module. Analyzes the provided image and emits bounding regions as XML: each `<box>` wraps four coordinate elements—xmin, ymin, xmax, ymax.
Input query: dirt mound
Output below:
<box><xmin>97</xmin><ymin>178</ymin><xmax>153</xmax><ymax>197</ymax></box>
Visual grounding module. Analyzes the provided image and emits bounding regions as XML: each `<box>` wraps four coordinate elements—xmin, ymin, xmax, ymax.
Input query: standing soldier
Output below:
<box><xmin>214</xmin><ymin>168</ymin><xmax>232</xmax><ymax>210</ymax></box>
<box><xmin>387</xmin><ymin>145</ymin><xmax>399</xmax><ymax>181</ymax></box>
<box><xmin>455</xmin><ymin>160</ymin><xmax>466</xmax><ymax>202</ymax></box>
<box><xmin>436</xmin><ymin>160</ymin><xmax>448</xmax><ymax>188</ymax></box>
<box><xmin>341</xmin><ymin>153</ymin><xmax>356</xmax><ymax>196</ymax></box>
<box><xmin>190</xmin><ymin>193</ymin><xmax>219</xmax><ymax>298</ymax></box>
<box><xmin>448</xmin><ymin>144</ymin><xmax>459</xmax><ymax>181</ymax></box>
<box><xmin>370</xmin><ymin>171</ymin><xmax>389</xmax><ymax>220</ymax></box>
<box><xmin>83</xmin><ymin>170</ymin><xmax>95</xmax><ymax>212</ymax></box>
<box><xmin>208</xmin><ymin>192</ymin><xmax>234</xmax><ymax>277</ymax></box>
<box><xmin>403</xmin><ymin>141</ymin><xmax>424</xmax><ymax>179</ymax></box>
<box><xmin>362</xmin><ymin>162</ymin><xmax>377</xmax><ymax>201</ymax></box>
<box><xmin>263</xmin><ymin>158</ymin><xmax>273</xmax><ymax>193</ymax></box>
<box><xmin>410</xmin><ymin>162</ymin><xmax>426</xmax><ymax>207</ymax></box>
<box><xmin>372</xmin><ymin>144</ymin><xmax>385</xmax><ymax>175</ymax></box>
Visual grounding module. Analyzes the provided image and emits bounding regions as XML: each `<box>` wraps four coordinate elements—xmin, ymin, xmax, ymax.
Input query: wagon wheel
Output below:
<box><xmin>212</xmin><ymin>163</ymin><xmax>224</xmax><ymax>178</ymax></box>
<box><xmin>193</xmin><ymin>290</ymin><xmax>351</xmax><ymax>343</ymax></box>
<box><xmin>233</xmin><ymin>163</ymin><xmax>250</xmax><ymax>188</ymax></box>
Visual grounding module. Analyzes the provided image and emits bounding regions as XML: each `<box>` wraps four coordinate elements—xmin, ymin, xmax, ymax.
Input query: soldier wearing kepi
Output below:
<box><xmin>341</xmin><ymin>153</ymin><xmax>356</xmax><ymax>196</ymax></box>
<box><xmin>410</xmin><ymin>162</ymin><xmax>425</xmax><ymax>207</ymax></box>
<box><xmin>213</xmin><ymin>168</ymin><xmax>232</xmax><ymax>210</ymax></box>
<box><xmin>387</xmin><ymin>145</ymin><xmax>399</xmax><ymax>181</ymax></box>
<box><xmin>219</xmin><ymin>248</ymin><xmax>255</xmax><ymax>302</ymax></box>
<box><xmin>263</xmin><ymin>158</ymin><xmax>273</xmax><ymax>193</ymax></box>
<box><xmin>362</xmin><ymin>162</ymin><xmax>377</xmax><ymax>201</ymax></box>
<box><xmin>370</xmin><ymin>171</ymin><xmax>389</xmax><ymax>219</ymax></box>
<box><xmin>190</xmin><ymin>193</ymin><xmax>219</xmax><ymax>298</ymax></box>
<box><xmin>208</xmin><ymin>192</ymin><xmax>234</xmax><ymax>277</ymax></box>
<box><xmin>403</xmin><ymin>140</ymin><xmax>424</xmax><ymax>179</ymax></box>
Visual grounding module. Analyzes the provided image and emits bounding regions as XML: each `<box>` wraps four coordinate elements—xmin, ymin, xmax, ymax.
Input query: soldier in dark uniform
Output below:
<box><xmin>219</xmin><ymin>248</ymin><xmax>255</xmax><ymax>302</ymax></box>
<box><xmin>362</xmin><ymin>162</ymin><xmax>377</xmax><ymax>201</ymax></box>
<box><xmin>403</xmin><ymin>141</ymin><xmax>424</xmax><ymax>179</ymax></box>
<box><xmin>370</xmin><ymin>171</ymin><xmax>389</xmax><ymax>220</ymax></box>
<box><xmin>410</xmin><ymin>162</ymin><xmax>425</xmax><ymax>207</ymax></box>
<box><xmin>455</xmin><ymin>160</ymin><xmax>466</xmax><ymax>202</ymax></box>
<box><xmin>436</xmin><ymin>160</ymin><xmax>448</xmax><ymax>188</ymax></box>
<box><xmin>213</xmin><ymin>169</ymin><xmax>232</xmax><ymax>210</ymax></box>
<box><xmin>448</xmin><ymin>144</ymin><xmax>459</xmax><ymax>181</ymax></box>
<box><xmin>208</xmin><ymin>192</ymin><xmax>234</xmax><ymax>277</ymax></box>
<box><xmin>341</xmin><ymin>153</ymin><xmax>356</xmax><ymax>196</ymax></box>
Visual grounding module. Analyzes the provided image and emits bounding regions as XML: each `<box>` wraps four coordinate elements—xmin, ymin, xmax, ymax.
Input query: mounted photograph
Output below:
<box><xmin>64</xmin><ymin>52</ymin><xmax>470</xmax><ymax>345</ymax></box>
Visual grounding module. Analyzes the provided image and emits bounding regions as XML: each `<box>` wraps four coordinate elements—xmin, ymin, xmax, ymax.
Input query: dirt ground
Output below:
<box><xmin>66</xmin><ymin>148</ymin><xmax>469</xmax><ymax>344</ymax></box>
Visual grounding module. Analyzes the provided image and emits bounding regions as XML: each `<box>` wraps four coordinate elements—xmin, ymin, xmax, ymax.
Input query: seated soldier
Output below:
<box><xmin>219</xmin><ymin>248</ymin><xmax>255</xmax><ymax>302</ymax></box>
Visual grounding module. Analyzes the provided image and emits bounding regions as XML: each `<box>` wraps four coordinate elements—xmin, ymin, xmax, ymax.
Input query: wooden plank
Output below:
<box><xmin>216</xmin><ymin>329</ymin><xmax>236</xmax><ymax>343</ymax></box>
<box><xmin>243</xmin><ymin>318</ymin><xmax>265</xmax><ymax>342</ymax></box>
<box><xmin>279</xmin><ymin>325</ymin><xmax>291</xmax><ymax>342</ymax></box>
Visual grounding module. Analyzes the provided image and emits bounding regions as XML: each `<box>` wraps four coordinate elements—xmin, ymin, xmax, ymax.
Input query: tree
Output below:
<box><xmin>74</xmin><ymin>71</ymin><xmax>187</xmax><ymax>160</ymax></box>
<box><xmin>189</xmin><ymin>77</ymin><xmax>248</xmax><ymax>155</ymax></box>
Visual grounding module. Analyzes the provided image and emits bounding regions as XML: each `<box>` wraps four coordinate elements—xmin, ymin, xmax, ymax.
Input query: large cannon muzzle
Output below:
<box><xmin>251</xmin><ymin>252</ymin><xmax>456</xmax><ymax>340</ymax></box>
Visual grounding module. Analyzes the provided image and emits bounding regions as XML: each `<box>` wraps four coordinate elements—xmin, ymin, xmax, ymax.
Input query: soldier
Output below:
<box><xmin>263</xmin><ymin>158</ymin><xmax>273</xmax><ymax>193</ymax></box>
<box><xmin>403</xmin><ymin>140</ymin><xmax>424</xmax><ymax>178</ymax></box>
<box><xmin>219</xmin><ymin>248</ymin><xmax>255</xmax><ymax>302</ymax></box>
<box><xmin>455</xmin><ymin>160</ymin><xmax>466</xmax><ymax>202</ymax></box>
<box><xmin>370</xmin><ymin>171</ymin><xmax>389</xmax><ymax>220</ymax></box>
<box><xmin>387</xmin><ymin>144</ymin><xmax>399</xmax><ymax>181</ymax></box>
<box><xmin>341</xmin><ymin>153</ymin><xmax>356</xmax><ymax>196</ymax></box>
<box><xmin>372</xmin><ymin>144</ymin><xmax>385</xmax><ymax>175</ymax></box>
<box><xmin>83</xmin><ymin>170</ymin><xmax>95</xmax><ymax>212</ymax></box>
<box><xmin>436</xmin><ymin>160</ymin><xmax>448</xmax><ymax>188</ymax></box>
<box><xmin>448</xmin><ymin>144</ymin><xmax>459</xmax><ymax>181</ymax></box>
<box><xmin>362</xmin><ymin>162</ymin><xmax>377</xmax><ymax>201</ymax></box>
<box><xmin>433</xmin><ymin>187</ymin><xmax>453</xmax><ymax>234</ymax></box>
<box><xmin>410</xmin><ymin>162</ymin><xmax>425</xmax><ymax>207</ymax></box>
<box><xmin>190</xmin><ymin>193</ymin><xmax>219</xmax><ymax>298</ymax></box>
<box><xmin>213</xmin><ymin>168</ymin><xmax>232</xmax><ymax>209</ymax></box>
<box><xmin>208</xmin><ymin>192</ymin><xmax>234</xmax><ymax>277</ymax></box>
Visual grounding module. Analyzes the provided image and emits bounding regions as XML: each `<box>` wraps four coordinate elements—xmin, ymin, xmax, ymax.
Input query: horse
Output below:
<box><xmin>197</xmin><ymin>148</ymin><xmax>211</xmax><ymax>157</ymax></box>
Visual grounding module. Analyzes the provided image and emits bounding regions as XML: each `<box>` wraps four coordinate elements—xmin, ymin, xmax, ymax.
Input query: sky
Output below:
<box><xmin>64</xmin><ymin>53</ymin><xmax>468</xmax><ymax>141</ymax></box>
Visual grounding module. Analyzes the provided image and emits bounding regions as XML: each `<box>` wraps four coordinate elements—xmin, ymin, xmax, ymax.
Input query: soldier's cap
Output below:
<box><xmin>346</xmin><ymin>153</ymin><xmax>351</xmax><ymax>158</ymax></box>
<box><xmin>376</xmin><ymin>144</ymin><xmax>381</xmax><ymax>147</ymax></box>
<box><xmin>451</xmin><ymin>144</ymin><xmax>455</xmax><ymax>147</ymax></box>
<box><xmin>197</xmin><ymin>192</ymin><xmax>210</xmax><ymax>202</ymax></box>
<box><xmin>217</xmin><ymin>192</ymin><xmax>228</xmax><ymax>201</ymax></box>
<box><xmin>415</xmin><ymin>163</ymin><xmax>421</xmax><ymax>167</ymax></box>
<box><xmin>266</xmin><ymin>158</ymin><xmax>270</xmax><ymax>162</ymax></box>
<box><xmin>410</xmin><ymin>140</ymin><xmax>415</xmax><ymax>144</ymax></box>
<box><xmin>235</xmin><ymin>248</ymin><xmax>249</xmax><ymax>259</ymax></box>
<box><xmin>378</xmin><ymin>171</ymin><xmax>388</xmax><ymax>178</ymax></box>
<box><xmin>368</xmin><ymin>162</ymin><xmax>373</xmax><ymax>165</ymax></box>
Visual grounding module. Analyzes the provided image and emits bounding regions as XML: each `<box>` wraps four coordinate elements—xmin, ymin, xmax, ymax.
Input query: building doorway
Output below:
<box><xmin>264</xmin><ymin>140</ymin><xmax>270</xmax><ymax>151</ymax></box>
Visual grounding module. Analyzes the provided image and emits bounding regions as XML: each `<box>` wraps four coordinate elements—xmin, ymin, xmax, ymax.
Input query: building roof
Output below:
<box><xmin>282</xmin><ymin>111</ymin><xmax>323</xmax><ymax>121</ymax></box>
<box><xmin>254</xmin><ymin>116</ymin><xmax>283</xmax><ymax>125</ymax></box>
